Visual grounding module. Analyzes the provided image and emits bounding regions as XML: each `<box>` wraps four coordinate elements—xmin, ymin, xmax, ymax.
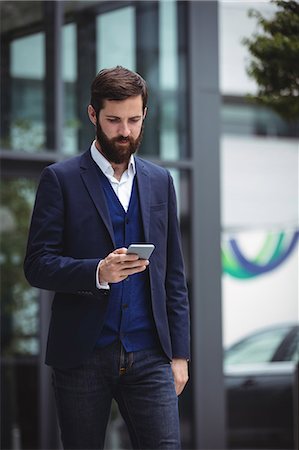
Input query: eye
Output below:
<box><xmin>107</xmin><ymin>118</ymin><xmax>119</xmax><ymax>123</ymax></box>
<box><xmin>129</xmin><ymin>118</ymin><xmax>141</xmax><ymax>123</ymax></box>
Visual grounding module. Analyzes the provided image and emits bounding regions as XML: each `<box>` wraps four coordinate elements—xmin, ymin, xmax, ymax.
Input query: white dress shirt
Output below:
<box><xmin>90</xmin><ymin>140</ymin><xmax>136</xmax><ymax>212</ymax></box>
<box><xmin>90</xmin><ymin>141</ymin><xmax>136</xmax><ymax>289</ymax></box>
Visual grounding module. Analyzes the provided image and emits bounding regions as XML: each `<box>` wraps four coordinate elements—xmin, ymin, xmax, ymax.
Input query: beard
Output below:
<box><xmin>96</xmin><ymin>121</ymin><xmax>144</xmax><ymax>165</ymax></box>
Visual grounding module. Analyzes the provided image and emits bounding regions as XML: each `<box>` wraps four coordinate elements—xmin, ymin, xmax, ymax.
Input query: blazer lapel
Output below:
<box><xmin>135</xmin><ymin>158</ymin><xmax>151</xmax><ymax>242</ymax></box>
<box><xmin>80</xmin><ymin>150</ymin><xmax>115</xmax><ymax>247</ymax></box>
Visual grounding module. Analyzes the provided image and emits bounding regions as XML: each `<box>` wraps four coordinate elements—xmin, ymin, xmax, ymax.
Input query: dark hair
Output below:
<box><xmin>90</xmin><ymin>66</ymin><xmax>148</xmax><ymax>117</ymax></box>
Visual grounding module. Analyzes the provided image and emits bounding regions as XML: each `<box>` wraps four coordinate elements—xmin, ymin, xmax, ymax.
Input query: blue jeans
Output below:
<box><xmin>52</xmin><ymin>341</ymin><xmax>181</xmax><ymax>449</ymax></box>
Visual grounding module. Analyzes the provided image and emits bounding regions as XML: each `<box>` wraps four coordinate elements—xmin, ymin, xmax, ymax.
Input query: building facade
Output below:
<box><xmin>1</xmin><ymin>1</ymin><xmax>298</xmax><ymax>449</ymax></box>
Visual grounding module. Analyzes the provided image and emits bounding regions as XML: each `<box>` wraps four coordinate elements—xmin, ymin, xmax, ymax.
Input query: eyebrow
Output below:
<box><xmin>105</xmin><ymin>114</ymin><xmax>142</xmax><ymax>119</ymax></box>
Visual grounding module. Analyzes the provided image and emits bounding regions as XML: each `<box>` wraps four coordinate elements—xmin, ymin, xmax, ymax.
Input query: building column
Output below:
<box><xmin>40</xmin><ymin>2</ymin><xmax>64</xmax><ymax>448</ymax></box>
<box><xmin>188</xmin><ymin>1</ymin><xmax>226</xmax><ymax>448</ymax></box>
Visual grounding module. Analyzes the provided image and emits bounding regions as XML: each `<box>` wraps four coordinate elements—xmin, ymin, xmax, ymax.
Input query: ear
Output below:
<box><xmin>87</xmin><ymin>105</ymin><xmax>97</xmax><ymax>126</ymax></box>
<box><xmin>143</xmin><ymin>107</ymin><xmax>148</xmax><ymax>120</ymax></box>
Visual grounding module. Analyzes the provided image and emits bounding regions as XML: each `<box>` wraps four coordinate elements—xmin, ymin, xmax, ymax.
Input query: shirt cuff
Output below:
<box><xmin>96</xmin><ymin>260</ymin><xmax>110</xmax><ymax>290</ymax></box>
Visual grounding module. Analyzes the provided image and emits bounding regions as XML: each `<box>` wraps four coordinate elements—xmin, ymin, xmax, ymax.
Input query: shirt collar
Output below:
<box><xmin>90</xmin><ymin>140</ymin><xmax>136</xmax><ymax>178</ymax></box>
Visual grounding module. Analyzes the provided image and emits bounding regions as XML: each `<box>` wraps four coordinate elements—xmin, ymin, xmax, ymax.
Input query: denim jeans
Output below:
<box><xmin>52</xmin><ymin>340</ymin><xmax>181</xmax><ymax>450</ymax></box>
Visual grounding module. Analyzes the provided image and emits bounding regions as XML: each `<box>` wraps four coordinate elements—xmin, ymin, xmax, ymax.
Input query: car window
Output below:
<box><xmin>291</xmin><ymin>345</ymin><xmax>299</xmax><ymax>362</ymax></box>
<box><xmin>224</xmin><ymin>326</ymin><xmax>291</xmax><ymax>365</ymax></box>
<box><xmin>288</xmin><ymin>329</ymin><xmax>299</xmax><ymax>362</ymax></box>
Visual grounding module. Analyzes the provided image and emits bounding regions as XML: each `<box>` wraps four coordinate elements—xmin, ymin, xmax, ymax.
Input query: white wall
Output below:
<box><xmin>221</xmin><ymin>135</ymin><xmax>299</xmax><ymax>346</ymax></box>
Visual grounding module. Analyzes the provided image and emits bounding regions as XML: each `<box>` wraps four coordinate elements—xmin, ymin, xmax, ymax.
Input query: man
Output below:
<box><xmin>24</xmin><ymin>66</ymin><xmax>190</xmax><ymax>450</ymax></box>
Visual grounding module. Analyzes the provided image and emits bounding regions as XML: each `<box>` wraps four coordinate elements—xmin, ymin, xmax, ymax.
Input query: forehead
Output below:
<box><xmin>101</xmin><ymin>95</ymin><xmax>143</xmax><ymax>116</ymax></box>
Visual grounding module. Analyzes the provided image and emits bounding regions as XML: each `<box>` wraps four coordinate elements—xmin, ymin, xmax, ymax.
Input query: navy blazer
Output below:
<box><xmin>24</xmin><ymin>149</ymin><xmax>190</xmax><ymax>368</ymax></box>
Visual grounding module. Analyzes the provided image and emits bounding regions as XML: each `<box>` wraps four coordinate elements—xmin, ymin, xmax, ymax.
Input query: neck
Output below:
<box><xmin>112</xmin><ymin>163</ymin><xmax>128</xmax><ymax>181</ymax></box>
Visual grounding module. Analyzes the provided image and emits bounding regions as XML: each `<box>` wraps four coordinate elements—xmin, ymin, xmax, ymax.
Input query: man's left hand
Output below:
<box><xmin>171</xmin><ymin>358</ymin><xmax>189</xmax><ymax>396</ymax></box>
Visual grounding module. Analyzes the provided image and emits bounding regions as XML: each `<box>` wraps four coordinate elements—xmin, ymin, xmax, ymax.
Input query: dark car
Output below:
<box><xmin>224</xmin><ymin>323</ymin><xmax>299</xmax><ymax>449</ymax></box>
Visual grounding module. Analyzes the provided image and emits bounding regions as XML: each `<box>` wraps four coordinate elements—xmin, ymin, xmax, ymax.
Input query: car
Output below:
<box><xmin>224</xmin><ymin>323</ymin><xmax>299</xmax><ymax>449</ymax></box>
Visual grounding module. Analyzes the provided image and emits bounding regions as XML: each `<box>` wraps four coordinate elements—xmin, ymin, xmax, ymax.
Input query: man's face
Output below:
<box><xmin>95</xmin><ymin>95</ymin><xmax>146</xmax><ymax>165</ymax></box>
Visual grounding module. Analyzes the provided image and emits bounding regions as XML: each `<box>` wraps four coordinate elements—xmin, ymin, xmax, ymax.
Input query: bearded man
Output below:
<box><xmin>24</xmin><ymin>66</ymin><xmax>190</xmax><ymax>450</ymax></box>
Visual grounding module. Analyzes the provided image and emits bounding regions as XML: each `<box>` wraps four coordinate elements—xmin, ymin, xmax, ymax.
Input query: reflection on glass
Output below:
<box><xmin>1</xmin><ymin>178</ymin><xmax>40</xmax><ymax>449</ymax></box>
<box><xmin>159</xmin><ymin>0</ymin><xmax>178</xmax><ymax>90</ymax></box>
<box><xmin>159</xmin><ymin>0</ymin><xmax>179</xmax><ymax>161</ymax></box>
<box><xmin>10</xmin><ymin>33</ymin><xmax>45</xmax><ymax>152</ymax></box>
<box><xmin>1</xmin><ymin>179</ymin><xmax>39</xmax><ymax>356</ymax></box>
<box><xmin>63</xmin><ymin>23</ymin><xmax>79</xmax><ymax>154</ymax></box>
<box><xmin>221</xmin><ymin>101</ymin><xmax>299</xmax><ymax>137</ymax></box>
<box><xmin>96</xmin><ymin>7</ymin><xmax>135</xmax><ymax>71</ymax></box>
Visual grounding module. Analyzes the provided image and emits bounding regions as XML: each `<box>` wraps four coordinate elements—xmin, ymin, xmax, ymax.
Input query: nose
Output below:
<box><xmin>118</xmin><ymin>121</ymin><xmax>130</xmax><ymax>137</ymax></box>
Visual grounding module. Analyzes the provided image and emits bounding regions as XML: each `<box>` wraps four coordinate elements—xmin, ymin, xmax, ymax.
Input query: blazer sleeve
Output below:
<box><xmin>24</xmin><ymin>166</ymin><xmax>101</xmax><ymax>295</ymax></box>
<box><xmin>165</xmin><ymin>172</ymin><xmax>191</xmax><ymax>360</ymax></box>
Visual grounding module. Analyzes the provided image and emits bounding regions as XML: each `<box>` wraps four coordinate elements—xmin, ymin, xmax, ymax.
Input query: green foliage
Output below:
<box><xmin>1</xmin><ymin>179</ymin><xmax>39</xmax><ymax>355</ymax></box>
<box><xmin>243</xmin><ymin>0</ymin><xmax>299</xmax><ymax>121</ymax></box>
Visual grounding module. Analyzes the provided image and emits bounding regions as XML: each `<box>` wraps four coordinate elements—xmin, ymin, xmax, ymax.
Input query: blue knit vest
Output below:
<box><xmin>96</xmin><ymin>170</ymin><xmax>159</xmax><ymax>352</ymax></box>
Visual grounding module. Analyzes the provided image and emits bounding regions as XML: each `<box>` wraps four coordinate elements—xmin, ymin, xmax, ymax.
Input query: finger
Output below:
<box><xmin>120</xmin><ymin>253</ymin><xmax>140</xmax><ymax>262</ymax></box>
<box><xmin>110</xmin><ymin>252</ymin><xmax>140</xmax><ymax>263</ymax></box>
<box><xmin>118</xmin><ymin>256</ymin><xmax>148</xmax><ymax>266</ymax></box>
<box><xmin>120</xmin><ymin>265</ymin><xmax>148</xmax><ymax>276</ymax></box>
<box><xmin>113</xmin><ymin>247</ymin><xmax>128</xmax><ymax>254</ymax></box>
<box><xmin>125</xmin><ymin>259</ymin><xmax>149</xmax><ymax>268</ymax></box>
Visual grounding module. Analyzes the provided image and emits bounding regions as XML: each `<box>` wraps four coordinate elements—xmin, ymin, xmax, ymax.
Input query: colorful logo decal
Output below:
<box><xmin>222</xmin><ymin>230</ymin><xmax>299</xmax><ymax>279</ymax></box>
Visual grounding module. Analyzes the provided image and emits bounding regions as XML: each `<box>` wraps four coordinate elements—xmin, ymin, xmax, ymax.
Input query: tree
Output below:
<box><xmin>243</xmin><ymin>0</ymin><xmax>299</xmax><ymax>122</ymax></box>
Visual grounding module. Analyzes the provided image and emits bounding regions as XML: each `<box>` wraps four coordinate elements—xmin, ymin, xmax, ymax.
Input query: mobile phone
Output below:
<box><xmin>127</xmin><ymin>244</ymin><xmax>155</xmax><ymax>260</ymax></box>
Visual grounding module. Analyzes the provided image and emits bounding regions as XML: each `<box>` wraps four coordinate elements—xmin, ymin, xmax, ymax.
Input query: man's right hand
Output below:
<box><xmin>98</xmin><ymin>247</ymin><xmax>149</xmax><ymax>284</ymax></box>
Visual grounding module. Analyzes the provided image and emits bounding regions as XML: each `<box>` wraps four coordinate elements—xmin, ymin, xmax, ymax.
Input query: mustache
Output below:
<box><xmin>115</xmin><ymin>135</ymin><xmax>131</xmax><ymax>143</ymax></box>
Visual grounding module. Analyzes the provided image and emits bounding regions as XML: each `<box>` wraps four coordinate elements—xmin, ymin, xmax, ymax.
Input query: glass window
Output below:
<box><xmin>286</xmin><ymin>328</ymin><xmax>299</xmax><ymax>363</ymax></box>
<box><xmin>291</xmin><ymin>345</ymin><xmax>299</xmax><ymax>362</ymax></box>
<box><xmin>59</xmin><ymin>2</ymin><xmax>188</xmax><ymax>160</ymax></box>
<box><xmin>63</xmin><ymin>23</ymin><xmax>79</xmax><ymax>154</ymax></box>
<box><xmin>224</xmin><ymin>325</ymin><xmax>291</xmax><ymax>365</ymax></box>
<box><xmin>96</xmin><ymin>7</ymin><xmax>135</xmax><ymax>71</ymax></box>
<box><xmin>167</xmin><ymin>168</ymin><xmax>191</xmax><ymax>271</ymax></box>
<box><xmin>158</xmin><ymin>0</ymin><xmax>188</xmax><ymax>161</ymax></box>
<box><xmin>10</xmin><ymin>33</ymin><xmax>46</xmax><ymax>152</ymax></box>
<box><xmin>221</xmin><ymin>101</ymin><xmax>299</xmax><ymax>137</ymax></box>
<box><xmin>1</xmin><ymin>178</ymin><xmax>40</xmax><ymax>449</ymax></box>
<box><xmin>159</xmin><ymin>0</ymin><xmax>180</xmax><ymax>161</ymax></box>
<box><xmin>1</xmin><ymin>178</ymin><xmax>39</xmax><ymax>356</ymax></box>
